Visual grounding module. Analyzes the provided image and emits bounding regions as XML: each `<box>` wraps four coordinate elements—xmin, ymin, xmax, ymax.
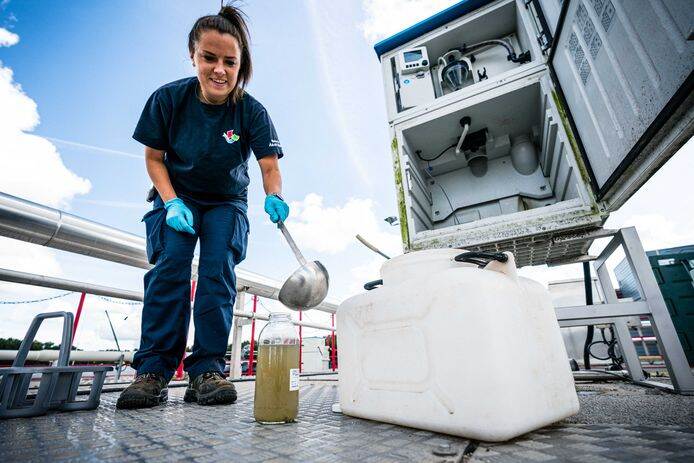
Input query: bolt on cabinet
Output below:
<box><xmin>376</xmin><ymin>0</ymin><xmax>693</xmax><ymax>267</ymax></box>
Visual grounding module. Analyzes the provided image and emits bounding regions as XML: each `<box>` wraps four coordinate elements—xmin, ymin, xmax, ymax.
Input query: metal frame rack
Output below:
<box><xmin>554</xmin><ymin>227</ymin><xmax>694</xmax><ymax>395</ymax></box>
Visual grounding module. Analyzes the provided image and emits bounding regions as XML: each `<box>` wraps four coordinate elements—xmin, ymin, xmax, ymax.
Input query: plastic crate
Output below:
<box><xmin>0</xmin><ymin>311</ymin><xmax>112</xmax><ymax>419</ymax></box>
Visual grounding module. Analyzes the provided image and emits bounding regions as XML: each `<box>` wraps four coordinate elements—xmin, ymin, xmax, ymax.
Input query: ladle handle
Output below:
<box><xmin>277</xmin><ymin>220</ymin><xmax>308</xmax><ymax>266</ymax></box>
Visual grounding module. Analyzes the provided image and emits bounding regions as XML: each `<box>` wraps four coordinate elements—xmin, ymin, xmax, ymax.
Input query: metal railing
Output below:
<box><xmin>0</xmin><ymin>191</ymin><xmax>339</xmax><ymax>312</ymax></box>
<box><xmin>0</xmin><ymin>192</ymin><xmax>340</xmax><ymax>381</ymax></box>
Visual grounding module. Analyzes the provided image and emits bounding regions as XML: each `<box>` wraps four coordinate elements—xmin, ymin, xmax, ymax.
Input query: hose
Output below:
<box><xmin>586</xmin><ymin>326</ymin><xmax>624</xmax><ymax>369</ymax></box>
<box><xmin>417</xmin><ymin>116</ymin><xmax>472</xmax><ymax>162</ymax></box>
<box><xmin>453</xmin><ymin>39</ymin><xmax>530</xmax><ymax>64</ymax></box>
<box><xmin>416</xmin><ymin>144</ymin><xmax>457</xmax><ymax>162</ymax></box>
<box><xmin>455</xmin><ymin>122</ymin><xmax>470</xmax><ymax>154</ymax></box>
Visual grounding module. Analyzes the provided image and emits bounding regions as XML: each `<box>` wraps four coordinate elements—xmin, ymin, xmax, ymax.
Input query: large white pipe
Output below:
<box><xmin>0</xmin><ymin>311</ymin><xmax>331</xmax><ymax>365</ymax></box>
<box><xmin>0</xmin><ymin>350</ymin><xmax>134</xmax><ymax>363</ymax></box>
<box><xmin>0</xmin><ymin>307</ymin><xmax>335</xmax><ymax>365</ymax></box>
<box><xmin>0</xmin><ymin>192</ymin><xmax>338</xmax><ymax>313</ymax></box>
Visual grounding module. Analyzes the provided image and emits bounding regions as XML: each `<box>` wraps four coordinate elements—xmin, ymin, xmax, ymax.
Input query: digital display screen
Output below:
<box><xmin>404</xmin><ymin>50</ymin><xmax>423</xmax><ymax>63</ymax></box>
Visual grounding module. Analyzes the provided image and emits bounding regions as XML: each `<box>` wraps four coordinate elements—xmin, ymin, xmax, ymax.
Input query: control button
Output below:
<box><xmin>422</xmin><ymin>60</ymin><xmax>428</xmax><ymax>66</ymax></box>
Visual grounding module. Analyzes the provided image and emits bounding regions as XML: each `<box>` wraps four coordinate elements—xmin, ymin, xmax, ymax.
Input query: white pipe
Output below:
<box><xmin>0</xmin><ymin>350</ymin><xmax>134</xmax><ymax>363</ymax></box>
<box><xmin>229</xmin><ymin>293</ymin><xmax>245</xmax><ymax>379</ymax></box>
<box><xmin>0</xmin><ymin>306</ymin><xmax>333</xmax><ymax>365</ymax></box>
<box><xmin>455</xmin><ymin>123</ymin><xmax>469</xmax><ymax>154</ymax></box>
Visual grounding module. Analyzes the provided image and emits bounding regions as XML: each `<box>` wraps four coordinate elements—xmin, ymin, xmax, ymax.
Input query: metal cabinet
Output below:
<box><xmin>375</xmin><ymin>0</ymin><xmax>693</xmax><ymax>266</ymax></box>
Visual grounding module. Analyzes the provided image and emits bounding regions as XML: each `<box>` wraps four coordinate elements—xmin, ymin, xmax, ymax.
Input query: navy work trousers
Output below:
<box><xmin>132</xmin><ymin>195</ymin><xmax>249</xmax><ymax>381</ymax></box>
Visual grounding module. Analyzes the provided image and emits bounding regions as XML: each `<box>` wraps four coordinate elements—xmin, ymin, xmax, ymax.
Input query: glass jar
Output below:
<box><xmin>253</xmin><ymin>312</ymin><xmax>300</xmax><ymax>424</ymax></box>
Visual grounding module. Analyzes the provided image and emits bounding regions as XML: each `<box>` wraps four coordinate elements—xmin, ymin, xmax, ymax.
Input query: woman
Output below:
<box><xmin>117</xmin><ymin>4</ymin><xmax>289</xmax><ymax>409</ymax></box>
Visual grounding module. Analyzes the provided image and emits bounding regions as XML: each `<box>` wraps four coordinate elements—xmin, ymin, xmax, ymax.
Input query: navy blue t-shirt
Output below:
<box><xmin>133</xmin><ymin>77</ymin><xmax>283</xmax><ymax>202</ymax></box>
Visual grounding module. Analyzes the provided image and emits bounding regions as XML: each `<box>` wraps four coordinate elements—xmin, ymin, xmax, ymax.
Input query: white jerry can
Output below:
<box><xmin>337</xmin><ymin>249</ymin><xmax>579</xmax><ymax>442</ymax></box>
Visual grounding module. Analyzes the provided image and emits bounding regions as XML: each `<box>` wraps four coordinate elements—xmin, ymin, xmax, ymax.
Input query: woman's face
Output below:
<box><xmin>192</xmin><ymin>30</ymin><xmax>241</xmax><ymax>104</ymax></box>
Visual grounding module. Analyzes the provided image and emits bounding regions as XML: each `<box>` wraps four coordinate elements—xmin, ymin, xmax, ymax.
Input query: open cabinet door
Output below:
<box><xmin>545</xmin><ymin>0</ymin><xmax>693</xmax><ymax>210</ymax></box>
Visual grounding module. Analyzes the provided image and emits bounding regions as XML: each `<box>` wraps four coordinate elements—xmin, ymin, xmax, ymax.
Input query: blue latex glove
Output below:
<box><xmin>264</xmin><ymin>194</ymin><xmax>289</xmax><ymax>223</ymax></box>
<box><xmin>164</xmin><ymin>198</ymin><xmax>195</xmax><ymax>234</ymax></box>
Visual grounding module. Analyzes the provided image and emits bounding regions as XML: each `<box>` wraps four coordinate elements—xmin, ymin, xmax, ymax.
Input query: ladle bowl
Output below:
<box><xmin>278</xmin><ymin>260</ymin><xmax>329</xmax><ymax>310</ymax></box>
<box><xmin>276</xmin><ymin>221</ymin><xmax>329</xmax><ymax>310</ymax></box>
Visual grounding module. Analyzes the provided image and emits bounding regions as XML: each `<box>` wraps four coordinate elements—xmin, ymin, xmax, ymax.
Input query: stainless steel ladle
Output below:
<box><xmin>277</xmin><ymin>220</ymin><xmax>329</xmax><ymax>310</ymax></box>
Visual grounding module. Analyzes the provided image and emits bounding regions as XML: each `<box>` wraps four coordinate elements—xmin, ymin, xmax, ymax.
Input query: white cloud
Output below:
<box><xmin>0</xmin><ymin>27</ymin><xmax>18</xmax><ymax>47</ymax></box>
<box><xmin>0</xmin><ymin>31</ymin><xmax>96</xmax><ymax>347</ymax></box>
<box><xmin>0</xmin><ymin>65</ymin><xmax>36</xmax><ymax>132</ymax></box>
<box><xmin>286</xmin><ymin>193</ymin><xmax>401</xmax><ymax>256</ymax></box>
<box><xmin>520</xmin><ymin>141</ymin><xmax>694</xmax><ymax>290</ymax></box>
<box><xmin>348</xmin><ymin>256</ymin><xmax>386</xmax><ymax>295</ymax></box>
<box><xmin>0</xmin><ymin>55</ymin><xmax>91</xmax><ymax>208</ymax></box>
<box><xmin>359</xmin><ymin>0</ymin><xmax>459</xmax><ymax>42</ymax></box>
<box><xmin>608</xmin><ymin>213</ymin><xmax>694</xmax><ymax>252</ymax></box>
<box><xmin>0</xmin><ymin>283</ymin><xmax>143</xmax><ymax>351</ymax></box>
<box><xmin>0</xmin><ymin>237</ymin><xmax>65</xmax><ymax>337</ymax></box>
<box><xmin>518</xmin><ymin>263</ymin><xmax>585</xmax><ymax>288</ymax></box>
<box><xmin>602</xmin><ymin>138</ymin><xmax>694</xmax><ymax>252</ymax></box>
<box><xmin>283</xmin><ymin>193</ymin><xmax>399</xmax><ymax>301</ymax></box>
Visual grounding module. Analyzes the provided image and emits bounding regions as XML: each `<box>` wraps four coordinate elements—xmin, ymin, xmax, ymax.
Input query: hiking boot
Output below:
<box><xmin>115</xmin><ymin>373</ymin><xmax>168</xmax><ymax>409</ymax></box>
<box><xmin>184</xmin><ymin>371</ymin><xmax>237</xmax><ymax>405</ymax></box>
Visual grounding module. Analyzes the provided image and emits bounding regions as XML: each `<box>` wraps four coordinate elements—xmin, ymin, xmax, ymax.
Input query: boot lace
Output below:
<box><xmin>201</xmin><ymin>371</ymin><xmax>225</xmax><ymax>382</ymax></box>
<box><xmin>134</xmin><ymin>373</ymin><xmax>163</xmax><ymax>385</ymax></box>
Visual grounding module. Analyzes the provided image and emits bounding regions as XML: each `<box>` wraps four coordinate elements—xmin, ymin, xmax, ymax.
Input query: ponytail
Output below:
<box><xmin>188</xmin><ymin>2</ymin><xmax>252</xmax><ymax>103</ymax></box>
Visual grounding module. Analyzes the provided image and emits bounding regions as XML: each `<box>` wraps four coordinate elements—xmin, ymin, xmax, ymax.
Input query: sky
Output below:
<box><xmin>0</xmin><ymin>0</ymin><xmax>692</xmax><ymax>352</ymax></box>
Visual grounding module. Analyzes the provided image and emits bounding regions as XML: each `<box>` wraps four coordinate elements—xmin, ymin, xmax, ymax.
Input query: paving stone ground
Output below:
<box><xmin>1</xmin><ymin>380</ymin><xmax>693</xmax><ymax>462</ymax></box>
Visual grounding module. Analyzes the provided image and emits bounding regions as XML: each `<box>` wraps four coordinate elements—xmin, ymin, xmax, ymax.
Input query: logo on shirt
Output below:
<box><xmin>223</xmin><ymin>129</ymin><xmax>240</xmax><ymax>144</ymax></box>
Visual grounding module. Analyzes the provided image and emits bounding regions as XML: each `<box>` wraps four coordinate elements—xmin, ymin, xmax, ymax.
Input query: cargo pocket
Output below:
<box><xmin>228</xmin><ymin>210</ymin><xmax>250</xmax><ymax>265</ymax></box>
<box><xmin>142</xmin><ymin>207</ymin><xmax>167</xmax><ymax>265</ymax></box>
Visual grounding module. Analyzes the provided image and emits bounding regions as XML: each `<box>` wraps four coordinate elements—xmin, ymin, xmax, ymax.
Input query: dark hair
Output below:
<box><xmin>188</xmin><ymin>3</ymin><xmax>252</xmax><ymax>103</ymax></box>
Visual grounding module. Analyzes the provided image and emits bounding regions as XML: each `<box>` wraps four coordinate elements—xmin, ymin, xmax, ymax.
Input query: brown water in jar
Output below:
<box><xmin>253</xmin><ymin>344</ymin><xmax>300</xmax><ymax>424</ymax></box>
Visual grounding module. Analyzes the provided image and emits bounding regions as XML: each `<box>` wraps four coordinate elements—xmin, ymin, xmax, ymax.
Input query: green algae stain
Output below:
<box><xmin>551</xmin><ymin>90</ymin><xmax>601</xmax><ymax>215</ymax></box>
<box><xmin>391</xmin><ymin>137</ymin><xmax>410</xmax><ymax>249</ymax></box>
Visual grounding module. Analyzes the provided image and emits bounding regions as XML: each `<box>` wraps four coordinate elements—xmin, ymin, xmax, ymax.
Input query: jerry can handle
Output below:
<box><xmin>454</xmin><ymin>251</ymin><xmax>517</xmax><ymax>280</ymax></box>
<box><xmin>363</xmin><ymin>279</ymin><xmax>383</xmax><ymax>291</ymax></box>
<box><xmin>454</xmin><ymin>251</ymin><xmax>507</xmax><ymax>267</ymax></box>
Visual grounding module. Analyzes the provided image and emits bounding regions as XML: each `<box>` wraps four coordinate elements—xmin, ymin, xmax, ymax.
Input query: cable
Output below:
<box><xmin>415</xmin><ymin>143</ymin><xmax>457</xmax><ymax>162</ymax></box>
<box><xmin>454</xmin><ymin>39</ymin><xmax>531</xmax><ymax>64</ymax></box>
<box><xmin>256</xmin><ymin>298</ymin><xmax>272</xmax><ymax>314</ymax></box>
<box><xmin>0</xmin><ymin>291</ymin><xmax>74</xmax><ymax>304</ymax></box>
<box><xmin>420</xmin><ymin>162</ymin><xmax>460</xmax><ymax>225</ymax></box>
<box><xmin>586</xmin><ymin>326</ymin><xmax>624</xmax><ymax>369</ymax></box>
<box><xmin>97</xmin><ymin>296</ymin><xmax>142</xmax><ymax>306</ymax></box>
<box><xmin>437</xmin><ymin>183</ymin><xmax>460</xmax><ymax>225</ymax></box>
